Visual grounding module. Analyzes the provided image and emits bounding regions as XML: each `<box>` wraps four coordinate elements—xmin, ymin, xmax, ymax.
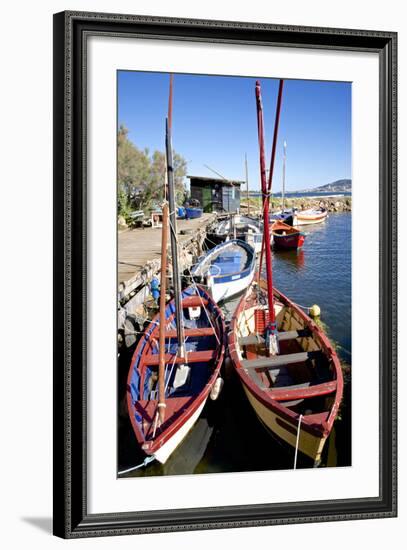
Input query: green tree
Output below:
<box><xmin>117</xmin><ymin>124</ymin><xmax>187</xmax><ymax>219</ymax></box>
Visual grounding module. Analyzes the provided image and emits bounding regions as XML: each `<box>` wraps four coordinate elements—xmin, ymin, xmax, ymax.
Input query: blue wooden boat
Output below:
<box><xmin>177</xmin><ymin>206</ymin><xmax>186</xmax><ymax>219</ymax></box>
<box><xmin>185</xmin><ymin>206</ymin><xmax>203</xmax><ymax>219</ymax></box>
<box><xmin>184</xmin><ymin>199</ymin><xmax>203</xmax><ymax>219</ymax></box>
<box><xmin>191</xmin><ymin>239</ymin><xmax>256</xmax><ymax>303</ymax></box>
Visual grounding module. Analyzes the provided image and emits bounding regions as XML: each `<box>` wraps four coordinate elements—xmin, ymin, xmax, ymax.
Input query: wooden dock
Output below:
<box><xmin>118</xmin><ymin>213</ymin><xmax>215</xmax><ymax>299</ymax></box>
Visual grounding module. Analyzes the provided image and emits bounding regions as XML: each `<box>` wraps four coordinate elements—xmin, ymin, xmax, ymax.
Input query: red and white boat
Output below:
<box><xmin>229</xmin><ymin>282</ymin><xmax>343</xmax><ymax>465</ymax></box>
<box><xmin>228</xmin><ymin>79</ymin><xmax>343</xmax><ymax>466</ymax></box>
<box><xmin>127</xmin><ymin>286</ymin><xmax>225</xmax><ymax>464</ymax></box>
<box><xmin>271</xmin><ymin>220</ymin><xmax>305</xmax><ymax>250</ymax></box>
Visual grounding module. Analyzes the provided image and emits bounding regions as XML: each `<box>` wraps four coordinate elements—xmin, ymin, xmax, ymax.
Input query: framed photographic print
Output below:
<box><xmin>53</xmin><ymin>11</ymin><xmax>397</xmax><ymax>538</ymax></box>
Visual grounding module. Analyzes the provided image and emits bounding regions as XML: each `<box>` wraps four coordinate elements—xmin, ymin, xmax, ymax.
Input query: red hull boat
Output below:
<box><xmin>272</xmin><ymin>220</ymin><xmax>305</xmax><ymax>250</ymax></box>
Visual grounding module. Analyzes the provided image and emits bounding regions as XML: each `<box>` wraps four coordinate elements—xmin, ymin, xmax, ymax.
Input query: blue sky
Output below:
<box><xmin>118</xmin><ymin>71</ymin><xmax>351</xmax><ymax>192</ymax></box>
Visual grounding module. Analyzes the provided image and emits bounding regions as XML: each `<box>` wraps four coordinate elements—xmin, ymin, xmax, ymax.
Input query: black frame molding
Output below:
<box><xmin>53</xmin><ymin>10</ymin><xmax>397</xmax><ymax>538</ymax></box>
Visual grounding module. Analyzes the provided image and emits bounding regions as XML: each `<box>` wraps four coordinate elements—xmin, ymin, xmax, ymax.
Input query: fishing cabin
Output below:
<box><xmin>188</xmin><ymin>175</ymin><xmax>243</xmax><ymax>213</ymax></box>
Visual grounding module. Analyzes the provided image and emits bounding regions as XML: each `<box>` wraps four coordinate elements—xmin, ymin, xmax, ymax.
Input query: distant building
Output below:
<box><xmin>187</xmin><ymin>175</ymin><xmax>243</xmax><ymax>213</ymax></box>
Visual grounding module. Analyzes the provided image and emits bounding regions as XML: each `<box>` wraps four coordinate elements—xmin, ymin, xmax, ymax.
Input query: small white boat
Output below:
<box><xmin>208</xmin><ymin>215</ymin><xmax>264</xmax><ymax>254</ymax></box>
<box><xmin>191</xmin><ymin>239</ymin><xmax>256</xmax><ymax>303</ymax></box>
<box><xmin>295</xmin><ymin>208</ymin><xmax>328</xmax><ymax>226</ymax></box>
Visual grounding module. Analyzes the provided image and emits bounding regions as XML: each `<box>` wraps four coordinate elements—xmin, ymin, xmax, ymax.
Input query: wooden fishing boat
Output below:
<box><xmin>127</xmin><ymin>75</ymin><xmax>225</xmax><ymax>466</ymax></box>
<box><xmin>295</xmin><ymin>208</ymin><xmax>328</xmax><ymax>226</ymax></box>
<box><xmin>127</xmin><ymin>285</ymin><xmax>225</xmax><ymax>464</ymax></box>
<box><xmin>229</xmin><ymin>282</ymin><xmax>343</xmax><ymax>465</ymax></box>
<box><xmin>191</xmin><ymin>239</ymin><xmax>256</xmax><ymax>303</ymax></box>
<box><xmin>229</xmin><ymin>79</ymin><xmax>343</xmax><ymax>466</ymax></box>
<box><xmin>271</xmin><ymin>220</ymin><xmax>305</xmax><ymax>250</ymax></box>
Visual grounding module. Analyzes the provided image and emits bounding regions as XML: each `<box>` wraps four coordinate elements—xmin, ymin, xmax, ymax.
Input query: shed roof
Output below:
<box><xmin>187</xmin><ymin>175</ymin><xmax>244</xmax><ymax>187</ymax></box>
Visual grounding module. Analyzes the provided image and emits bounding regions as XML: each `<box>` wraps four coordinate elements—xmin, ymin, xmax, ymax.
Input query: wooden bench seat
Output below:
<box><xmin>241</xmin><ymin>350</ymin><xmax>322</xmax><ymax>369</ymax></box>
<box><xmin>144</xmin><ymin>349</ymin><xmax>216</xmax><ymax>366</ymax></box>
<box><xmin>239</xmin><ymin>328</ymin><xmax>311</xmax><ymax>347</ymax></box>
<box><xmin>181</xmin><ymin>296</ymin><xmax>209</xmax><ymax>308</ymax></box>
<box><xmin>268</xmin><ymin>380</ymin><xmax>337</xmax><ymax>401</ymax></box>
<box><xmin>164</xmin><ymin>327</ymin><xmax>215</xmax><ymax>339</ymax></box>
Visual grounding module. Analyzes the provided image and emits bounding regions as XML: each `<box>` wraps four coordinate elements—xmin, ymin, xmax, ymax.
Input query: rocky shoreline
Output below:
<box><xmin>240</xmin><ymin>195</ymin><xmax>351</xmax><ymax>214</ymax></box>
<box><xmin>273</xmin><ymin>195</ymin><xmax>351</xmax><ymax>213</ymax></box>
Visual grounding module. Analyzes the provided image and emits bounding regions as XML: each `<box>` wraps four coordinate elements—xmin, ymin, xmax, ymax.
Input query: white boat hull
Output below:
<box><xmin>209</xmin><ymin>268</ymin><xmax>255</xmax><ymax>303</ymax></box>
<box><xmin>153</xmin><ymin>399</ymin><xmax>207</xmax><ymax>464</ymax></box>
<box><xmin>295</xmin><ymin>216</ymin><xmax>327</xmax><ymax>226</ymax></box>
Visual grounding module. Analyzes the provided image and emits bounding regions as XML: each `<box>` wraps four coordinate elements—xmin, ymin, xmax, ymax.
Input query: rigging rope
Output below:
<box><xmin>167</xmin><ymin>216</ymin><xmax>221</xmax><ymax>346</ymax></box>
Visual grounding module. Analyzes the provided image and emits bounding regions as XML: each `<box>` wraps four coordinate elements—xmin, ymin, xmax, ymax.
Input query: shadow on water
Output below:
<box><xmin>118</xmin><ymin>213</ymin><xmax>352</xmax><ymax>477</ymax></box>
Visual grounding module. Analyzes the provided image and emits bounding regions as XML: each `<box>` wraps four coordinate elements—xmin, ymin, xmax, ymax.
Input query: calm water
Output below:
<box><xmin>118</xmin><ymin>213</ymin><xmax>351</xmax><ymax>477</ymax></box>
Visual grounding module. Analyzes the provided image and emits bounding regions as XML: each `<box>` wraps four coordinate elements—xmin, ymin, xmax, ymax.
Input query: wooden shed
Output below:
<box><xmin>187</xmin><ymin>176</ymin><xmax>243</xmax><ymax>213</ymax></box>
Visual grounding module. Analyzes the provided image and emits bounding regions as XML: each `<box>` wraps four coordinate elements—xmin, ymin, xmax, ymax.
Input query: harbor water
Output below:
<box><xmin>118</xmin><ymin>212</ymin><xmax>351</xmax><ymax>477</ymax></box>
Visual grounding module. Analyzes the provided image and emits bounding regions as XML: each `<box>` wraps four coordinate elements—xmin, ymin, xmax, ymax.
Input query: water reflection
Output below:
<box><xmin>273</xmin><ymin>248</ymin><xmax>305</xmax><ymax>269</ymax></box>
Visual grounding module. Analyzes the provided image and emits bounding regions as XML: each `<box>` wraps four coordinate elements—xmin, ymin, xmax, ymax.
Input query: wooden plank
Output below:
<box><xmin>239</xmin><ymin>328</ymin><xmax>311</xmax><ymax>347</ymax></box>
<box><xmin>164</xmin><ymin>327</ymin><xmax>215</xmax><ymax>338</ymax></box>
<box><xmin>268</xmin><ymin>380</ymin><xmax>337</xmax><ymax>401</ymax></box>
<box><xmin>181</xmin><ymin>296</ymin><xmax>209</xmax><ymax>308</ymax></box>
<box><xmin>144</xmin><ymin>349</ymin><xmax>217</xmax><ymax>366</ymax></box>
<box><xmin>278</xmin><ymin>329</ymin><xmax>311</xmax><ymax>341</ymax></box>
<box><xmin>241</xmin><ymin>350</ymin><xmax>322</xmax><ymax>369</ymax></box>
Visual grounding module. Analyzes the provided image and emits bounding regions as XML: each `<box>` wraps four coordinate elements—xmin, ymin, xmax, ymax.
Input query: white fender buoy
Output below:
<box><xmin>210</xmin><ymin>377</ymin><xmax>224</xmax><ymax>401</ymax></box>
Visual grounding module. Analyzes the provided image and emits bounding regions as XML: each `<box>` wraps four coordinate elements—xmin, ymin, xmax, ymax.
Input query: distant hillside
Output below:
<box><xmin>300</xmin><ymin>179</ymin><xmax>351</xmax><ymax>193</ymax></box>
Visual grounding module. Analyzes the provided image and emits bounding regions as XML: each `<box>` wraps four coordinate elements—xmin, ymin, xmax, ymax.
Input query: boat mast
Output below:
<box><xmin>282</xmin><ymin>141</ymin><xmax>287</xmax><ymax>212</ymax></box>
<box><xmin>157</xmin><ymin>204</ymin><xmax>169</xmax><ymax>422</ymax></box>
<box><xmin>245</xmin><ymin>153</ymin><xmax>250</xmax><ymax>216</ymax></box>
<box><xmin>255</xmin><ymin>80</ymin><xmax>284</xmax><ymax>355</ymax></box>
<box><xmin>166</xmin><ymin>77</ymin><xmax>186</xmax><ymax>359</ymax></box>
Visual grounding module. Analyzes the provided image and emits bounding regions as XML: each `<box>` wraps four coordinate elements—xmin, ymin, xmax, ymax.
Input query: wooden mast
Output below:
<box><xmin>157</xmin><ymin>204</ymin><xmax>169</xmax><ymax>423</ymax></box>
<box><xmin>282</xmin><ymin>141</ymin><xmax>287</xmax><ymax>212</ymax></box>
<box><xmin>255</xmin><ymin>80</ymin><xmax>284</xmax><ymax>355</ymax></box>
<box><xmin>166</xmin><ymin>77</ymin><xmax>186</xmax><ymax>360</ymax></box>
<box><xmin>245</xmin><ymin>153</ymin><xmax>250</xmax><ymax>216</ymax></box>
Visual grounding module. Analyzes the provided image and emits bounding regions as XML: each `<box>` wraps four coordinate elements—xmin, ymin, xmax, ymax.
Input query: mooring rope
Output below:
<box><xmin>293</xmin><ymin>414</ymin><xmax>303</xmax><ymax>470</ymax></box>
<box><xmin>118</xmin><ymin>455</ymin><xmax>155</xmax><ymax>475</ymax></box>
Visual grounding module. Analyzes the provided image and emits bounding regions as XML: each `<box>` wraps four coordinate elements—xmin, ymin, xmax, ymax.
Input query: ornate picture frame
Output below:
<box><xmin>53</xmin><ymin>11</ymin><xmax>397</xmax><ymax>538</ymax></box>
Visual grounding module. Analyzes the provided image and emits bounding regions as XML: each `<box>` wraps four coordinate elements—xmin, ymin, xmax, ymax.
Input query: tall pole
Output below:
<box><xmin>166</xmin><ymin>117</ymin><xmax>186</xmax><ymax>358</ymax></box>
<box><xmin>282</xmin><ymin>141</ymin><xmax>287</xmax><ymax>212</ymax></box>
<box><xmin>245</xmin><ymin>153</ymin><xmax>250</xmax><ymax>216</ymax></box>
<box><xmin>157</xmin><ymin>204</ymin><xmax>169</xmax><ymax>423</ymax></box>
<box><xmin>255</xmin><ymin>80</ymin><xmax>284</xmax><ymax>355</ymax></box>
<box><xmin>267</xmin><ymin>81</ymin><xmax>284</xmax><ymax>193</ymax></box>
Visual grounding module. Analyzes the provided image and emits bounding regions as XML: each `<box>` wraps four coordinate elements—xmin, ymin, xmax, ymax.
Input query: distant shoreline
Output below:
<box><xmin>249</xmin><ymin>191</ymin><xmax>352</xmax><ymax>199</ymax></box>
<box><xmin>241</xmin><ymin>195</ymin><xmax>351</xmax><ymax>214</ymax></box>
